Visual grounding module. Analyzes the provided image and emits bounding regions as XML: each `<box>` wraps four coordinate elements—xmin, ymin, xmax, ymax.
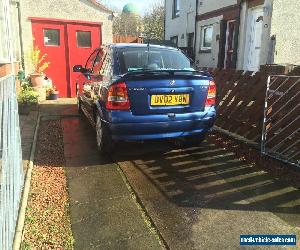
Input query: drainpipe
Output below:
<box><xmin>3</xmin><ymin>0</ymin><xmax>16</xmax><ymax>76</ymax></box>
<box><xmin>232</xmin><ymin>0</ymin><xmax>243</xmax><ymax>69</ymax></box>
<box><xmin>194</xmin><ymin>0</ymin><xmax>198</xmax><ymax>61</ymax></box>
<box><xmin>15</xmin><ymin>0</ymin><xmax>25</xmax><ymax>70</ymax></box>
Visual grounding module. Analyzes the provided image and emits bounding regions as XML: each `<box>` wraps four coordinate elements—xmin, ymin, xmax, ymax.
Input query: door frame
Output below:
<box><xmin>243</xmin><ymin>6</ymin><xmax>264</xmax><ymax>71</ymax></box>
<box><xmin>224</xmin><ymin>20</ymin><xmax>237</xmax><ymax>69</ymax></box>
<box><xmin>29</xmin><ymin>17</ymin><xmax>103</xmax><ymax>27</ymax></box>
<box><xmin>29</xmin><ymin>17</ymin><xmax>103</xmax><ymax>97</ymax></box>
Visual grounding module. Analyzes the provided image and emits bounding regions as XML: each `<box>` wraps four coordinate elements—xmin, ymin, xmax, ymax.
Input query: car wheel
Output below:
<box><xmin>95</xmin><ymin>114</ymin><xmax>113</xmax><ymax>154</ymax></box>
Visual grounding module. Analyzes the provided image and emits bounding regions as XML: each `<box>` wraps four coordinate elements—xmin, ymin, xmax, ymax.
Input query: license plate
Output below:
<box><xmin>150</xmin><ymin>94</ymin><xmax>190</xmax><ymax>106</ymax></box>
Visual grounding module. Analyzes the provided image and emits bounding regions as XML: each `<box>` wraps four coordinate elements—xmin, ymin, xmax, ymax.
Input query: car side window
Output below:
<box><xmin>93</xmin><ymin>49</ymin><xmax>105</xmax><ymax>74</ymax></box>
<box><xmin>85</xmin><ymin>49</ymin><xmax>99</xmax><ymax>72</ymax></box>
<box><xmin>100</xmin><ymin>53</ymin><xmax>112</xmax><ymax>77</ymax></box>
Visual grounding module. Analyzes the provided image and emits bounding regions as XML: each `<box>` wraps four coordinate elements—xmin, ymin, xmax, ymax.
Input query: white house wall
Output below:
<box><xmin>195</xmin><ymin>15</ymin><xmax>222</xmax><ymax>68</ymax></box>
<box><xmin>270</xmin><ymin>0</ymin><xmax>300</xmax><ymax>65</ymax></box>
<box><xmin>195</xmin><ymin>0</ymin><xmax>237</xmax><ymax>68</ymax></box>
<box><xmin>197</xmin><ymin>0</ymin><xmax>237</xmax><ymax>14</ymax></box>
<box><xmin>165</xmin><ymin>0</ymin><xmax>196</xmax><ymax>47</ymax></box>
<box><xmin>236</xmin><ymin>0</ymin><xmax>273</xmax><ymax>70</ymax></box>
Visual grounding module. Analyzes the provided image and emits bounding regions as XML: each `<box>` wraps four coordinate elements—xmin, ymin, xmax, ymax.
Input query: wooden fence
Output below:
<box><xmin>113</xmin><ymin>35</ymin><xmax>143</xmax><ymax>44</ymax></box>
<box><xmin>199</xmin><ymin>68</ymin><xmax>269</xmax><ymax>143</ymax></box>
<box><xmin>198</xmin><ymin>67</ymin><xmax>300</xmax><ymax>167</ymax></box>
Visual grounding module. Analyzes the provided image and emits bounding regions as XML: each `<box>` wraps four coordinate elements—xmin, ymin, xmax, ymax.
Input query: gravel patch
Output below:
<box><xmin>22</xmin><ymin>120</ymin><xmax>74</xmax><ymax>250</ymax></box>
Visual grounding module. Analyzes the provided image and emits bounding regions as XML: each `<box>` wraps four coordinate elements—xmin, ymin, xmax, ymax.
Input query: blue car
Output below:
<box><xmin>73</xmin><ymin>43</ymin><xmax>216</xmax><ymax>153</ymax></box>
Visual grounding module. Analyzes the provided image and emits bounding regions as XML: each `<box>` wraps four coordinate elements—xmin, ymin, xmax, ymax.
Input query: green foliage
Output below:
<box><xmin>143</xmin><ymin>2</ymin><xmax>164</xmax><ymax>40</ymax></box>
<box><xmin>25</xmin><ymin>46</ymin><xmax>50</xmax><ymax>74</ymax></box>
<box><xmin>21</xmin><ymin>241</ymin><xmax>31</xmax><ymax>250</ymax></box>
<box><xmin>17</xmin><ymin>70</ymin><xmax>25</xmax><ymax>81</ymax></box>
<box><xmin>18</xmin><ymin>81</ymin><xmax>39</xmax><ymax>105</ymax></box>
<box><xmin>113</xmin><ymin>12</ymin><xmax>143</xmax><ymax>36</ymax></box>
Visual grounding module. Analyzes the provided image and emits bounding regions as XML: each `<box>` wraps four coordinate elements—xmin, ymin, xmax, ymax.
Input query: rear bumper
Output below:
<box><xmin>104</xmin><ymin>107</ymin><xmax>216</xmax><ymax>141</ymax></box>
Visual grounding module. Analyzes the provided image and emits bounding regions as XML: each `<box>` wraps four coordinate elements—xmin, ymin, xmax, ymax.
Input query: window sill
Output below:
<box><xmin>0</xmin><ymin>60</ymin><xmax>21</xmax><ymax>65</ymax></box>
<box><xmin>0</xmin><ymin>60</ymin><xmax>11</xmax><ymax>65</ymax></box>
<box><xmin>199</xmin><ymin>49</ymin><xmax>212</xmax><ymax>54</ymax></box>
<box><xmin>172</xmin><ymin>15</ymin><xmax>180</xmax><ymax>19</ymax></box>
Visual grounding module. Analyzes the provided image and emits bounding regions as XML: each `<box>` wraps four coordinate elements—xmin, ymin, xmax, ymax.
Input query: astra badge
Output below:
<box><xmin>170</xmin><ymin>80</ymin><xmax>176</xmax><ymax>86</ymax></box>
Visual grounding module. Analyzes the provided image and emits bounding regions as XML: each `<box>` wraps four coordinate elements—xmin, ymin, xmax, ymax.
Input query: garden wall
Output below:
<box><xmin>113</xmin><ymin>35</ymin><xmax>143</xmax><ymax>43</ymax></box>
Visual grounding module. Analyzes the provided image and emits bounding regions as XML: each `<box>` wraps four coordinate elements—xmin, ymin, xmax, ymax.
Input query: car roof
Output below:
<box><xmin>106</xmin><ymin>43</ymin><xmax>179</xmax><ymax>51</ymax></box>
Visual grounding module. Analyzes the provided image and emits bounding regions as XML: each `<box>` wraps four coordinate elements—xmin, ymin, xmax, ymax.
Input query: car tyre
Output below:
<box><xmin>95</xmin><ymin>114</ymin><xmax>114</xmax><ymax>154</ymax></box>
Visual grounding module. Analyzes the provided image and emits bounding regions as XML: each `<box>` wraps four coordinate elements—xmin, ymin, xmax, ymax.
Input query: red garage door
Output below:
<box><xmin>31</xmin><ymin>18</ymin><xmax>102</xmax><ymax>97</ymax></box>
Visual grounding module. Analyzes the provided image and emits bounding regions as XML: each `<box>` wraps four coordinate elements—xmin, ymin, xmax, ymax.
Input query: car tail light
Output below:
<box><xmin>205</xmin><ymin>81</ymin><xmax>216</xmax><ymax>107</ymax></box>
<box><xmin>106</xmin><ymin>82</ymin><xmax>130</xmax><ymax>110</ymax></box>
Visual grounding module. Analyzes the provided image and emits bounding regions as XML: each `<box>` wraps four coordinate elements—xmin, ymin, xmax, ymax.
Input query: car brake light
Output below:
<box><xmin>205</xmin><ymin>81</ymin><xmax>216</xmax><ymax>107</ymax></box>
<box><xmin>106</xmin><ymin>82</ymin><xmax>130</xmax><ymax>110</ymax></box>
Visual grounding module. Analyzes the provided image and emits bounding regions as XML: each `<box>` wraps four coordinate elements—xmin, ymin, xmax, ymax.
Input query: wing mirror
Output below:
<box><xmin>73</xmin><ymin>65</ymin><xmax>84</xmax><ymax>72</ymax></box>
<box><xmin>73</xmin><ymin>65</ymin><xmax>90</xmax><ymax>73</ymax></box>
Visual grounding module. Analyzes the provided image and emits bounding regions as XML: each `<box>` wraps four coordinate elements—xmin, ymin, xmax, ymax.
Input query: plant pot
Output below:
<box><xmin>33</xmin><ymin>86</ymin><xmax>47</xmax><ymax>102</ymax></box>
<box><xmin>18</xmin><ymin>103</ymin><xmax>37</xmax><ymax>115</ymax></box>
<box><xmin>30</xmin><ymin>74</ymin><xmax>45</xmax><ymax>87</ymax></box>
<box><xmin>48</xmin><ymin>91</ymin><xmax>59</xmax><ymax>100</ymax></box>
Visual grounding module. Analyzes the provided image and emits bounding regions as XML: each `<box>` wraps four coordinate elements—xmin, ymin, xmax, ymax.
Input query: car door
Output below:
<box><xmin>79</xmin><ymin>49</ymin><xmax>100</xmax><ymax>120</ymax></box>
<box><xmin>94</xmin><ymin>48</ymin><xmax>113</xmax><ymax>111</ymax></box>
<box><xmin>91</xmin><ymin>48</ymin><xmax>107</xmax><ymax>101</ymax></box>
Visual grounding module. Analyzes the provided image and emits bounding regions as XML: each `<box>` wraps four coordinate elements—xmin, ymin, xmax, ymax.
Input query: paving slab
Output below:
<box><xmin>39</xmin><ymin>98</ymin><xmax>77</xmax><ymax>117</ymax></box>
<box><xmin>19</xmin><ymin>110</ymin><xmax>39</xmax><ymax>173</ymax></box>
<box><xmin>62</xmin><ymin>117</ymin><xmax>162</xmax><ymax>250</ymax></box>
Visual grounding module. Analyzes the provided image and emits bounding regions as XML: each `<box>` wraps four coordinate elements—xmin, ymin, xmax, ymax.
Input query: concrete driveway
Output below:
<box><xmin>114</xmin><ymin>141</ymin><xmax>300</xmax><ymax>249</ymax></box>
<box><xmin>46</xmin><ymin>100</ymin><xmax>300</xmax><ymax>249</ymax></box>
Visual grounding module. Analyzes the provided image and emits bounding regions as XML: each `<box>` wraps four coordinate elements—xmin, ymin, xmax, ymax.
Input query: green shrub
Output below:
<box><xmin>18</xmin><ymin>81</ymin><xmax>39</xmax><ymax>105</ymax></box>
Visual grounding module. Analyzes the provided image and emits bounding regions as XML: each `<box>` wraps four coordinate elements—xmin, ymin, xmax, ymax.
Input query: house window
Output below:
<box><xmin>10</xmin><ymin>5</ymin><xmax>20</xmax><ymax>60</ymax></box>
<box><xmin>172</xmin><ymin>0</ymin><xmax>180</xmax><ymax>18</ymax></box>
<box><xmin>76</xmin><ymin>31</ymin><xmax>92</xmax><ymax>48</ymax></box>
<box><xmin>0</xmin><ymin>0</ymin><xmax>9</xmax><ymax>62</ymax></box>
<box><xmin>44</xmin><ymin>29</ymin><xmax>60</xmax><ymax>46</ymax></box>
<box><xmin>200</xmin><ymin>25</ymin><xmax>213</xmax><ymax>51</ymax></box>
<box><xmin>0</xmin><ymin>0</ymin><xmax>20</xmax><ymax>63</ymax></box>
<box><xmin>170</xmin><ymin>36</ymin><xmax>178</xmax><ymax>47</ymax></box>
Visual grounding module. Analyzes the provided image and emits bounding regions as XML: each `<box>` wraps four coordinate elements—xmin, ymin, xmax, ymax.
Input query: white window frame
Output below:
<box><xmin>170</xmin><ymin>35</ymin><xmax>178</xmax><ymax>47</ymax></box>
<box><xmin>0</xmin><ymin>0</ymin><xmax>14</xmax><ymax>64</ymax></box>
<box><xmin>172</xmin><ymin>0</ymin><xmax>180</xmax><ymax>18</ymax></box>
<box><xmin>0</xmin><ymin>0</ymin><xmax>9</xmax><ymax>63</ymax></box>
<box><xmin>200</xmin><ymin>25</ymin><xmax>213</xmax><ymax>51</ymax></box>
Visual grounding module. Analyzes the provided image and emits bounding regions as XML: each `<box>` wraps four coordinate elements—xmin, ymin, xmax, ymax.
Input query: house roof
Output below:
<box><xmin>89</xmin><ymin>0</ymin><xmax>113</xmax><ymax>14</ymax></box>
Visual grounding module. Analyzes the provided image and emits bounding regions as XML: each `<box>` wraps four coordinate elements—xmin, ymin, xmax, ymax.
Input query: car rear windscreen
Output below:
<box><xmin>118</xmin><ymin>47</ymin><xmax>192</xmax><ymax>74</ymax></box>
